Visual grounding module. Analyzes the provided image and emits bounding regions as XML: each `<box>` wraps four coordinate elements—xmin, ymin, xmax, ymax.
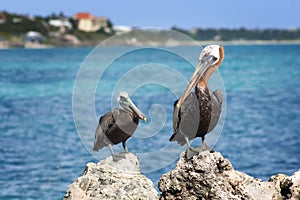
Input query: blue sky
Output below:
<box><xmin>1</xmin><ymin>0</ymin><xmax>299</xmax><ymax>29</ymax></box>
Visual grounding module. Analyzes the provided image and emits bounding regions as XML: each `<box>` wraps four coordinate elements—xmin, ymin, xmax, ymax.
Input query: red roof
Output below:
<box><xmin>74</xmin><ymin>12</ymin><xmax>92</xmax><ymax>19</ymax></box>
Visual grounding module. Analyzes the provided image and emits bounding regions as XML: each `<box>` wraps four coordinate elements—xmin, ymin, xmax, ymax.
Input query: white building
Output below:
<box><xmin>49</xmin><ymin>19</ymin><xmax>72</xmax><ymax>30</ymax></box>
<box><xmin>25</xmin><ymin>31</ymin><xmax>44</xmax><ymax>43</ymax></box>
<box><xmin>74</xmin><ymin>12</ymin><xmax>108</xmax><ymax>32</ymax></box>
<box><xmin>113</xmin><ymin>25</ymin><xmax>132</xmax><ymax>35</ymax></box>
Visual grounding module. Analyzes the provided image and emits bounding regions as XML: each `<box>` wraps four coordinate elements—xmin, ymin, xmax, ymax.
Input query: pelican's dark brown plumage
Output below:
<box><xmin>170</xmin><ymin>45</ymin><xmax>224</xmax><ymax>160</ymax></box>
<box><xmin>93</xmin><ymin>92</ymin><xmax>146</xmax><ymax>161</ymax></box>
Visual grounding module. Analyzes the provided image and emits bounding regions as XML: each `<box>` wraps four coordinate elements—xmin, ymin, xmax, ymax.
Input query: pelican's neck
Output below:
<box><xmin>197</xmin><ymin>67</ymin><xmax>215</xmax><ymax>91</ymax></box>
<box><xmin>197</xmin><ymin>77</ymin><xmax>207</xmax><ymax>91</ymax></box>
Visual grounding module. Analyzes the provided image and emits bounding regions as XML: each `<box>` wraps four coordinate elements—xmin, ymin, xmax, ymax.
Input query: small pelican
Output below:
<box><xmin>93</xmin><ymin>92</ymin><xmax>146</xmax><ymax>161</ymax></box>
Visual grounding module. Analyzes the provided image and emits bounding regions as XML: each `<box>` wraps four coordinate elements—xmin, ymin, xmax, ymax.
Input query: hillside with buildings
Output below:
<box><xmin>0</xmin><ymin>11</ymin><xmax>300</xmax><ymax>48</ymax></box>
<box><xmin>0</xmin><ymin>11</ymin><xmax>115</xmax><ymax>48</ymax></box>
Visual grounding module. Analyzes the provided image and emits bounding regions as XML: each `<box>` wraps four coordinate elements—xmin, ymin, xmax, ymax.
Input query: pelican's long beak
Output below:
<box><xmin>128</xmin><ymin>98</ymin><xmax>147</xmax><ymax>122</ymax></box>
<box><xmin>176</xmin><ymin>57</ymin><xmax>216</xmax><ymax>107</ymax></box>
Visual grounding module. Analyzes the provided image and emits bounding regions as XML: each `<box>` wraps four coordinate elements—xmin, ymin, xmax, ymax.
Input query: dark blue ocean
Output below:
<box><xmin>0</xmin><ymin>44</ymin><xmax>299</xmax><ymax>199</ymax></box>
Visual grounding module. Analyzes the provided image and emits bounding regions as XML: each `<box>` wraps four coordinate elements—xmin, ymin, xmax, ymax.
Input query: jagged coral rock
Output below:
<box><xmin>64</xmin><ymin>150</ymin><xmax>300</xmax><ymax>200</ymax></box>
<box><xmin>64</xmin><ymin>153</ymin><xmax>159</xmax><ymax>200</ymax></box>
<box><xmin>158</xmin><ymin>151</ymin><xmax>300</xmax><ymax>200</ymax></box>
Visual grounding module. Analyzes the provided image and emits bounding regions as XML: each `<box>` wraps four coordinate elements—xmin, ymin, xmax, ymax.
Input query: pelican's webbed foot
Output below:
<box><xmin>108</xmin><ymin>144</ymin><xmax>126</xmax><ymax>162</ymax></box>
<box><xmin>185</xmin><ymin>146</ymin><xmax>214</xmax><ymax>160</ymax></box>
<box><xmin>184</xmin><ymin>136</ymin><xmax>199</xmax><ymax>160</ymax></box>
<box><xmin>185</xmin><ymin>147</ymin><xmax>198</xmax><ymax>160</ymax></box>
<box><xmin>185</xmin><ymin>140</ymin><xmax>214</xmax><ymax>160</ymax></box>
<box><xmin>112</xmin><ymin>153</ymin><xmax>126</xmax><ymax>162</ymax></box>
<box><xmin>197</xmin><ymin>137</ymin><xmax>214</xmax><ymax>152</ymax></box>
<box><xmin>193</xmin><ymin>142</ymin><xmax>214</xmax><ymax>152</ymax></box>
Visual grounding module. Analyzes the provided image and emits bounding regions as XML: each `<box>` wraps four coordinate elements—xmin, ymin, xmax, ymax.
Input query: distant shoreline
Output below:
<box><xmin>1</xmin><ymin>39</ymin><xmax>300</xmax><ymax>49</ymax></box>
<box><xmin>199</xmin><ymin>39</ymin><xmax>300</xmax><ymax>46</ymax></box>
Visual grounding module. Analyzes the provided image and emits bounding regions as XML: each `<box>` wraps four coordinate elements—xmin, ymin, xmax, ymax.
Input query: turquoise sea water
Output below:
<box><xmin>0</xmin><ymin>45</ymin><xmax>299</xmax><ymax>199</ymax></box>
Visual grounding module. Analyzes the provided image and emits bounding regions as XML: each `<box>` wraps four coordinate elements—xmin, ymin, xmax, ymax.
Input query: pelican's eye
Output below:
<box><xmin>201</xmin><ymin>54</ymin><xmax>218</xmax><ymax>64</ymax></box>
<box><xmin>120</xmin><ymin>96</ymin><xmax>126</xmax><ymax>101</ymax></box>
<box><xmin>212</xmin><ymin>56</ymin><xmax>218</xmax><ymax>62</ymax></box>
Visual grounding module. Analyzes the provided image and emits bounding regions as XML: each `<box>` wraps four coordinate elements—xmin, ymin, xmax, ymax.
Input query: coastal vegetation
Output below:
<box><xmin>172</xmin><ymin>26</ymin><xmax>300</xmax><ymax>41</ymax></box>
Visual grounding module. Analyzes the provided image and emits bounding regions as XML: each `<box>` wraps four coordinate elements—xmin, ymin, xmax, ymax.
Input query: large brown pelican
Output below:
<box><xmin>170</xmin><ymin>45</ymin><xmax>225</xmax><ymax>160</ymax></box>
<box><xmin>93</xmin><ymin>92</ymin><xmax>146</xmax><ymax>161</ymax></box>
